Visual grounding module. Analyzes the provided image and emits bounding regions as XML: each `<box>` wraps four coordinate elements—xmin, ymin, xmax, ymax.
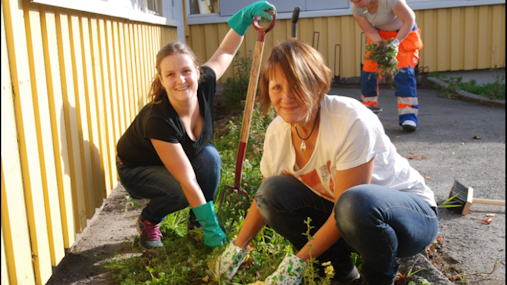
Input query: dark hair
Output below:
<box><xmin>259</xmin><ymin>40</ymin><xmax>332</xmax><ymax>122</ymax></box>
<box><xmin>149</xmin><ymin>42</ymin><xmax>199</xmax><ymax>104</ymax></box>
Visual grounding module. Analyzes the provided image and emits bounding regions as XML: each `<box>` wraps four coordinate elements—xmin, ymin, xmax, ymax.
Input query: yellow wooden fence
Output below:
<box><xmin>1</xmin><ymin>0</ymin><xmax>177</xmax><ymax>284</ymax></box>
<box><xmin>187</xmin><ymin>4</ymin><xmax>505</xmax><ymax>80</ymax></box>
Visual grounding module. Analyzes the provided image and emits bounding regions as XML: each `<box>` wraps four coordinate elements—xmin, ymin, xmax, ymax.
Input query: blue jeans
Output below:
<box><xmin>116</xmin><ymin>144</ymin><xmax>221</xmax><ymax>224</ymax></box>
<box><xmin>255</xmin><ymin>175</ymin><xmax>438</xmax><ymax>285</ymax></box>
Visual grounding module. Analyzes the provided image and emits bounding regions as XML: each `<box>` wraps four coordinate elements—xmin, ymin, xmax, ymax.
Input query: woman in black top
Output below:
<box><xmin>116</xmin><ymin>1</ymin><xmax>276</xmax><ymax>249</ymax></box>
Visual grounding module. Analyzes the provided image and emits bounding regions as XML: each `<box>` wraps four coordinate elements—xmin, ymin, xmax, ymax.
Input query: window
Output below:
<box><xmin>144</xmin><ymin>0</ymin><xmax>163</xmax><ymax>16</ymax></box>
<box><xmin>189</xmin><ymin>0</ymin><xmax>219</xmax><ymax>14</ymax></box>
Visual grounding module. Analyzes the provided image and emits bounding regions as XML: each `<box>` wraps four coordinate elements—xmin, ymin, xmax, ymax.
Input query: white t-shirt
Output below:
<box><xmin>260</xmin><ymin>95</ymin><xmax>437</xmax><ymax>207</ymax></box>
<box><xmin>351</xmin><ymin>0</ymin><xmax>403</xmax><ymax>31</ymax></box>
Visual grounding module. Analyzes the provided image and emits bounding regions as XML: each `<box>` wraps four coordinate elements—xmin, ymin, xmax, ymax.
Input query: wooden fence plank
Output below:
<box><xmin>1</xmin><ymin>226</ymin><xmax>11</xmax><ymax>285</ymax></box>
<box><xmin>450</xmin><ymin>7</ymin><xmax>464</xmax><ymax>70</ymax></box>
<box><xmin>1</xmin><ymin>3</ymin><xmax>37</xmax><ymax>282</ymax></box>
<box><xmin>25</xmin><ymin>0</ymin><xmax>65</xmax><ymax>267</ymax></box>
<box><xmin>69</xmin><ymin>10</ymin><xmax>95</xmax><ymax>220</ymax></box>
<box><xmin>491</xmin><ymin>6</ymin><xmax>505</xmax><ymax>68</ymax></box>
<box><xmin>477</xmin><ymin>6</ymin><xmax>491</xmax><ymax>70</ymax></box>
<box><xmin>111</xmin><ymin>19</ymin><xmax>126</xmax><ymax>136</ymax></box>
<box><xmin>3</xmin><ymin>0</ymin><xmax>52</xmax><ymax>282</ymax></box>
<box><xmin>97</xmin><ymin>15</ymin><xmax>118</xmax><ymax>189</ymax></box>
<box><xmin>39</xmin><ymin>5</ymin><xmax>76</xmax><ymax>248</ymax></box>
<box><xmin>463</xmin><ymin>7</ymin><xmax>478</xmax><ymax>70</ymax></box>
<box><xmin>79</xmin><ymin>11</ymin><xmax>106</xmax><ymax>208</ymax></box>
<box><xmin>55</xmin><ymin>8</ymin><xmax>88</xmax><ymax>232</ymax></box>
<box><xmin>104</xmin><ymin>17</ymin><xmax>121</xmax><ymax>165</ymax></box>
<box><xmin>89</xmin><ymin>14</ymin><xmax>112</xmax><ymax>197</ymax></box>
<box><xmin>117</xmin><ymin>20</ymin><xmax>130</xmax><ymax>128</ymax></box>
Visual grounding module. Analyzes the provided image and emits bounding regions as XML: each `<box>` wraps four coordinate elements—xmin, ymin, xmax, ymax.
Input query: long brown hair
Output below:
<box><xmin>259</xmin><ymin>40</ymin><xmax>332</xmax><ymax>123</ymax></box>
<box><xmin>149</xmin><ymin>42</ymin><xmax>199</xmax><ymax>104</ymax></box>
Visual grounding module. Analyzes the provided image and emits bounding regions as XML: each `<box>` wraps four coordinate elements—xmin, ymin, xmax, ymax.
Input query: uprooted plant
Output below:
<box><xmin>365</xmin><ymin>37</ymin><xmax>400</xmax><ymax>87</ymax></box>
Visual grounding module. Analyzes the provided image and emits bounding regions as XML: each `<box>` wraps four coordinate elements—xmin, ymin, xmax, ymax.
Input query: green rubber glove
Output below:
<box><xmin>227</xmin><ymin>1</ymin><xmax>276</xmax><ymax>36</ymax></box>
<box><xmin>192</xmin><ymin>201</ymin><xmax>226</xmax><ymax>248</ymax></box>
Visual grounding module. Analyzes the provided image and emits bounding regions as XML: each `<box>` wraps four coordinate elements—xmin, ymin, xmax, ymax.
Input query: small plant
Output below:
<box><xmin>119</xmin><ymin>194</ymin><xmax>143</xmax><ymax>212</ymax></box>
<box><xmin>221</xmin><ymin>51</ymin><xmax>253</xmax><ymax>112</ymax></box>
<box><xmin>302</xmin><ymin>217</ymin><xmax>335</xmax><ymax>285</ymax></box>
<box><xmin>429</xmin><ymin>71</ymin><xmax>506</xmax><ymax>100</ymax></box>
<box><xmin>436</xmin><ymin>193</ymin><xmax>462</xmax><ymax>209</ymax></box>
<box><xmin>365</xmin><ymin>38</ymin><xmax>400</xmax><ymax>87</ymax></box>
<box><xmin>455</xmin><ymin>269</ymin><xmax>466</xmax><ymax>284</ymax></box>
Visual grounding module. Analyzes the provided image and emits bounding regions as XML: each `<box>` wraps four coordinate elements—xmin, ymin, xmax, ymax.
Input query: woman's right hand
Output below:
<box><xmin>215</xmin><ymin>241</ymin><xmax>249</xmax><ymax>280</ymax></box>
<box><xmin>227</xmin><ymin>1</ymin><xmax>276</xmax><ymax>36</ymax></box>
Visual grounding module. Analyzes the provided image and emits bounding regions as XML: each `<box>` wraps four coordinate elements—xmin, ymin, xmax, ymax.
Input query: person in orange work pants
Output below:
<box><xmin>361</xmin><ymin>24</ymin><xmax>423</xmax><ymax>132</ymax></box>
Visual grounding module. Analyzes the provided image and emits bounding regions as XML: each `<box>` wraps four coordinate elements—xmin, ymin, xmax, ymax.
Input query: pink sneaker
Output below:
<box><xmin>136</xmin><ymin>217</ymin><xmax>163</xmax><ymax>249</ymax></box>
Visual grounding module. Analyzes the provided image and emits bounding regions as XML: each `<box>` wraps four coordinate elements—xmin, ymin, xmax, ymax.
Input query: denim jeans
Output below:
<box><xmin>116</xmin><ymin>144</ymin><xmax>221</xmax><ymax>224</ymax></box>
<box><xmin>255</xmin><ymin>175</ymin><xmax>438</xmax><ymax>285</ymax></box>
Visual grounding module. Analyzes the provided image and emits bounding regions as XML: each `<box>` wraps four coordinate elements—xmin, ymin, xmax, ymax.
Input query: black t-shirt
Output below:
<box><xmin>116</xmin><ymin>66</ymin><xmax>217</xmax><ymax>167</ymax></box>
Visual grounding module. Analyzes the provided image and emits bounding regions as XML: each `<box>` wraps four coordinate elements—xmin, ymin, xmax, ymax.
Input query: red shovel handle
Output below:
<box><xmin>253</xmin><ymin>13</ymin><xmax>276</xmax><ymax>42</ymax></box>
<box><xmin>219</xmin><ymin>11</ymin><xmax>276</xmax><ymax>209</ymax></box>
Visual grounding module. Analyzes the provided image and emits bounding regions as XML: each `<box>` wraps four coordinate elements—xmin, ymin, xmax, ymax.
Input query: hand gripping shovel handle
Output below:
<box><xmin>220</xmin><ymin>13</ymin><xmax>276</xmax><ymax>208</ymax></box>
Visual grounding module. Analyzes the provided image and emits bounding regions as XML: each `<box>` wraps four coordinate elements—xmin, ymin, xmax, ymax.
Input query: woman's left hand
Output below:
<box><xmin>264</xmin><ymin>253</ymin><xmax>306</xmax><ymax>284</ymax></box>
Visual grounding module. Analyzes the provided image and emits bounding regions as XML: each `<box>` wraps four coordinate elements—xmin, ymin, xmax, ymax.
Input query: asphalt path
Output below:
<box><xmin>328</xmin><ymin>85</ymin><xmax>506</xmax><ymax>284</ymax></box>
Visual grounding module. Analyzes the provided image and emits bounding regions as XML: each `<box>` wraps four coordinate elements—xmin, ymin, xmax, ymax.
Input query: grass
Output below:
<box><xmin>429</xmin><ymin>69</ymin><xmax>505</xmax><ymax>100</ymax></box>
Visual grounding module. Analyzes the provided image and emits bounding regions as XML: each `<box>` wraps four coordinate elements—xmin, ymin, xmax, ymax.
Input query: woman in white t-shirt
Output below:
<box><xmin>216</xmin><ymin>40</ymin><xmax>438</xmax><ymax>285</ymax></box>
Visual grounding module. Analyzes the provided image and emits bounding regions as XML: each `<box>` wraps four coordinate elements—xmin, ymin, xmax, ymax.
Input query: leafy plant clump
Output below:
<box><xmin>221</xmin><ymin>51</ymin><xmax>253</xmax><ymax>112</ymax></box>
<box><xmin>429</xmin><ymin>71</ymin><xmax>505</xmax><ymax>100</ymax></box>
<box><xmin>365</xmin><ymin>37</ymin><xmax>399</xmax><ymax>86</ymax></box>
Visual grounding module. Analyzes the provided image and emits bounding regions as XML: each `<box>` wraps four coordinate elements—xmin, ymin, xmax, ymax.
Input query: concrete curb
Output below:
<box><xmin>398</xmin><ymin>254</ymin><xmax>454</xmax><ymax>285</ymax></box>
<box><xmin>428</xmin><ymin>77</ymin><xmax>505</xmax><ymax>107</ymax></box>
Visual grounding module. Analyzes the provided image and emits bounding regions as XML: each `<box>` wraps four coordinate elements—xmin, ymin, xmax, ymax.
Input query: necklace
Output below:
<box><xmin>294</xmin><ymin>108</ymin><xmax>320</xmax><ymax>152</ymax></box>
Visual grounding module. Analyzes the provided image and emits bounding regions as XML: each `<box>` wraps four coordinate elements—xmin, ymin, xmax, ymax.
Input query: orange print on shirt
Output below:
<box><xmin>284</xmin><ymin>168</ymin><xmax>334</xmax><ymax>201</ymax></box>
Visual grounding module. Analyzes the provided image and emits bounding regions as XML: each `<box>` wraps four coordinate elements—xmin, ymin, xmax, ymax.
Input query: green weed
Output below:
<box><xmin>429</xmin><ymin>70</ymin><xmax>505</xmax><ymax>100</ymax></box>
<box><xmin>365</xmin><ymin>37</ymin><xmax>400</xmax><ymax>87</ymax></box>
<box><xmin>221</xmin><ymin>52</ymin><xmax>253</xmax><ymax>112</ymax></box>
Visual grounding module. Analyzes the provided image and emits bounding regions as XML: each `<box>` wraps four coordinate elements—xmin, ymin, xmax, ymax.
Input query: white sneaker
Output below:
<box><xmin>401</xmin><ymin>120</ymin><xmax>417</xmax><ymax>132</ymax></box>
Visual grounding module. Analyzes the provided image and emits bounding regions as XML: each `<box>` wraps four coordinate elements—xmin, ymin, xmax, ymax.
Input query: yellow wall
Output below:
<box><xmin>1</xmin><ymin>0</ymin><xmax>177</xmax><ymax>284</ymax></box>
<box><xmin>187</xmin><ymin>4</ymin><xmax>505</xmax><ymax>81</ymax></box>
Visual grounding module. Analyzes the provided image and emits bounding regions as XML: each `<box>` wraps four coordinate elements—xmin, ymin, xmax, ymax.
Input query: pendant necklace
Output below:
<box><xmin>294</xmin><ymin>108</ymin><xmax>320</xmax><ymax>152</ymax></box>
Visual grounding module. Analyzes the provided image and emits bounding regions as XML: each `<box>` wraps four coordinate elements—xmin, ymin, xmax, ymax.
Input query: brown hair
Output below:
<box><xmin>149</xmin><ymin>42</ymin><xmax>199</xmax><ymax>104</ymax></box>
<box><xmin>259</xmin><ymin>40</ymin><xmax>332</xmax><ymax>122</ymax></box>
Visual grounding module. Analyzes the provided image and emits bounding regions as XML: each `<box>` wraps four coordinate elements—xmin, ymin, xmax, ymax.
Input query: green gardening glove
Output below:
<box><xmin>227</xmin><ymin>1</ymin><xmax>276</xmax><ymax>36</ymax></box>
<box><xmin>192</xmin><ymin>201</ymin><xmax>227</xmax><ymax>248</ymax></box>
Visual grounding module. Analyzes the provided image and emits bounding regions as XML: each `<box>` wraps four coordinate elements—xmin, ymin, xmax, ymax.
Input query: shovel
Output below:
<box><xmin>219</xmin><ymin>13</ymin><xmax>276</xmax><ymax>209</ymax></box>
<box><xmin>291</xmin><ymin>7</ymin><xmax>300</xmax><ymax>40</ymax></box>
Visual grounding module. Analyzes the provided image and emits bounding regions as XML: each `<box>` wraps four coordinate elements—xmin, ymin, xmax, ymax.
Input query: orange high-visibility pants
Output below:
<box><xmin>361</xmin><ymin>24</ymin><xmax>423</xmax><ymax>125</ymax></box>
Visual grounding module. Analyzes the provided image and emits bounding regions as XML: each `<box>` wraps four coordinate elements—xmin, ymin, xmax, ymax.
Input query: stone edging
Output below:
<box><xmin>428</xmin><ymin>77</ymin><xmax>505</xmax><ymax>108</ymax></box>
